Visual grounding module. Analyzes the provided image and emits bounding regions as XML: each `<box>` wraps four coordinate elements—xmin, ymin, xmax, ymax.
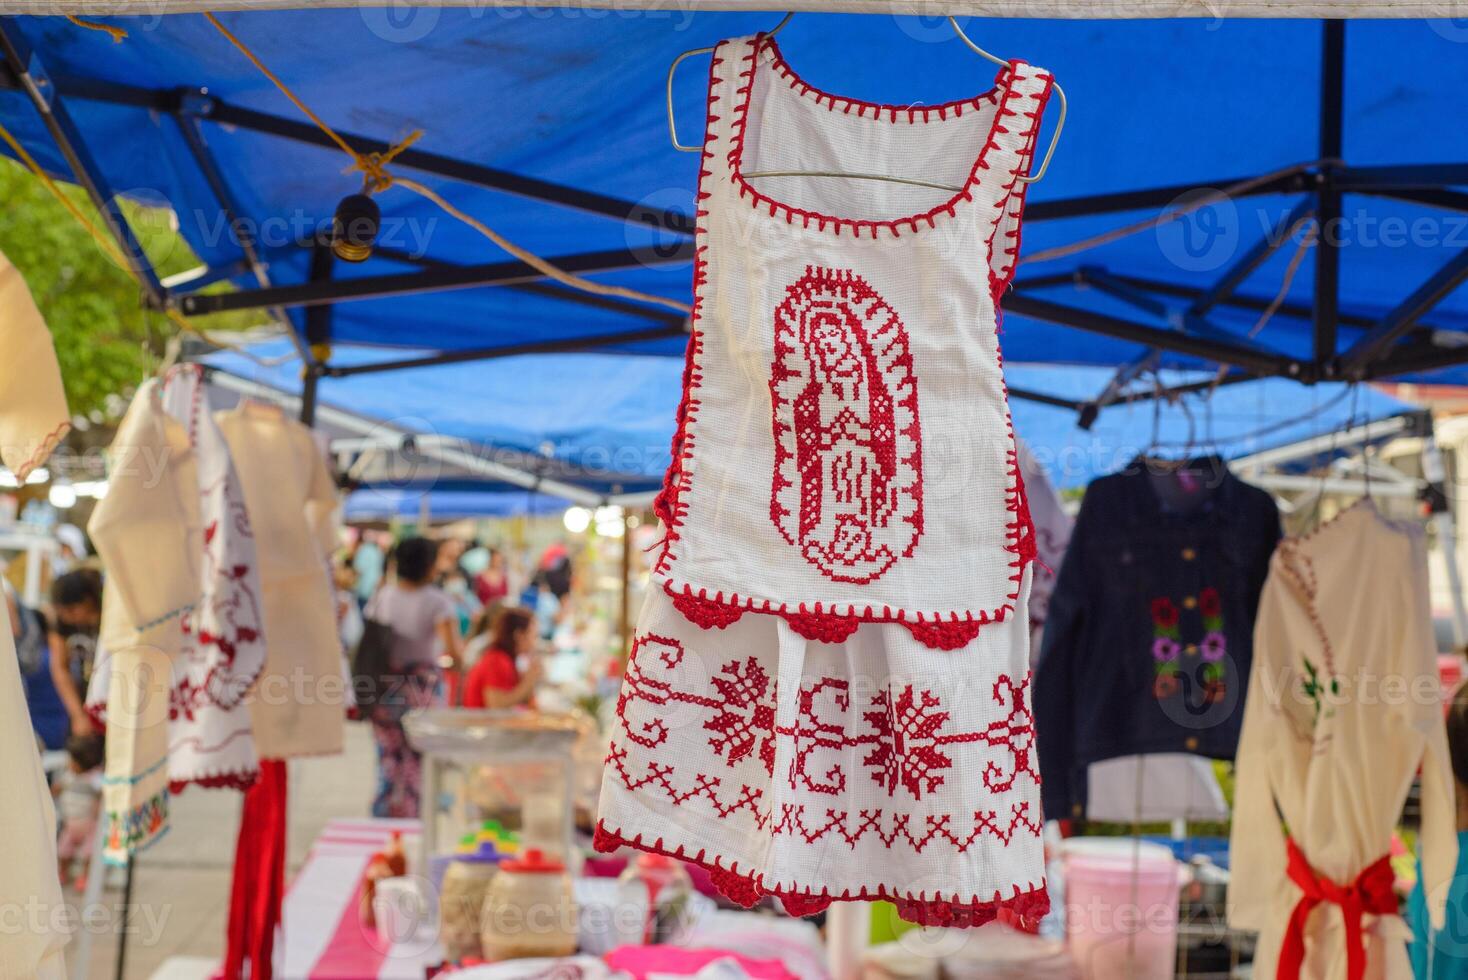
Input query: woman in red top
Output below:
<box><xmin>463</xmin><ymin>607</ymin><xmax>542</xmax><ymax>709</ymax></box>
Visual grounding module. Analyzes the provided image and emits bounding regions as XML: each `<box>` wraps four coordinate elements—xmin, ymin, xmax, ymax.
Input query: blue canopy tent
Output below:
<box><xmin>207</xmin><ymin>338</ymin><xmax>1420</xmax><ymax>494</ymax></box>
<box><xmin>1</xmin><ymin>12</ymin><xmax>1468</xmax><ymax>419</ymax></box>
<box><xmin>203</xmin><ymin>342</ymin><xmax>676</xmax><ymax>503</ymax></box>
<box><xmin>343</xmin><ymin>488</ymin><xmax>573</xmax><ymax>521</ymax></box>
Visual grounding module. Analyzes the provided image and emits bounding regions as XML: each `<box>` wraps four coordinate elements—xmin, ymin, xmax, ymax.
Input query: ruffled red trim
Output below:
<box><xmin>12</xmin><ymin>419</ymin><xmax>70</xmax><ymax>483</ymax></box>
<box><xmin>170</xmin><ymin>770</ymin><xmax>257</xmax><ymax>794</ymax></box>
<box><xmin>666</xmin><ymin>586</ymin><xmax>1007</xmax><ymax>650</ymax></box>
<box><xmin>594</xmin><ymin>820</ymin><xmax>1049</xmax><ymax>928</ymax></box>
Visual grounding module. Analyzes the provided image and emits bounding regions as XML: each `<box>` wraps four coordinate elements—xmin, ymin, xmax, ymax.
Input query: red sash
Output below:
<box><xmin>1277</xmin><ymin>837</ymin><xmax>1396</xmax><ymax>980</ymax></box>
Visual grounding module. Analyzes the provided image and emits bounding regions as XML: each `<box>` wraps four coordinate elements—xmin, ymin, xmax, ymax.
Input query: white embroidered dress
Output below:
<box><xmin>1229</xmin><ymin>502</ymin><xmax>1458</xmax><ymax>979</ymax></box>
<box><xmin>597</xmin><ymin>35</ymin><xmax>1055</xmax><ymax>926</ymax></box>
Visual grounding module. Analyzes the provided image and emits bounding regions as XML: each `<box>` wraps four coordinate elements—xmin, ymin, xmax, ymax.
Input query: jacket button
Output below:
<box><xmin>1185</xmin><ymin>736</ymin><xmax>1199</xmax><ymax>751</ymax></box>
<box><xmin>1182</xmin><ymin>547</ymin><xmax>1196</xmax><ymax>560</ymax></box>
<box><xmin>1183</xmin><ymin>596</ymin><xmax>1197</xmax><ymax>610</ymax></box>
<box><xmin>1185</xmin><ymin>643</ymin><xmax>1198</xmax><ymax>656</ymax></box>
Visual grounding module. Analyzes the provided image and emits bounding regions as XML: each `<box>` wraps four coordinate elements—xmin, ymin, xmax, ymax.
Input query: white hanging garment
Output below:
<box><xmin>1015</xmin><ymin>439</ymin><xmax>1071</xmax><ymax>648</ymax></box>
<box><xmin>599</xmin><ymin>34</ymin><xmax>1055</xmax><ymax>926</ymax></box>
<box><xmin>0</xmin><ymin>249</ymin><xmax>69</xmax><ymax>482</ymax></box>
<box><xmin>86</xmin><ymin>368</ymin><xmax>270</xmax><ymax>791</ymax></box>
<box><xmin>160</xmin><ymin>365</ymin><xmax>268</xmax><ymax>788</ymax></box>
<box><xmin>216</xmin><ymin>400</ymin><xmax>345</xmax><ymax>760</ymax></box>
<box><xmin>1229</xmin><ymin>501</ymin><xmax>1458</xmax><ymax>980</ymax></box>
<box><xmin>0</xmin><ymin>598</ymin><xmax>67</xmax><ymax>980</ymax></box>
<box><xmin>648</xmin><ymin>34</ymin><xmax>1051</xmax><ymax>649</ymax></box>
<box><xmin>87</xmin><ymin>380</ymin><xmax>202</xmax><ymax>862</ymax></box>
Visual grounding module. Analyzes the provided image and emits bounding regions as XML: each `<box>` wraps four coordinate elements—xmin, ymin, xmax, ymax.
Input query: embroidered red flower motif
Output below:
<box><xmin>705</xmin><ymin>658</ymin><xmax>778</xmax><ymax>775</ymax></box>
<box><xmin>1198</xmin><ymin>587</ymin><xmax>1222</xmax><ymax>618</ymax></box>
<box><xmin>1203</xmin><ymin>678</ymin><xmax>1227</xmax><ymax>704</ymax></box>
<box><xmin>1153</xmin><ymin>672</ymin><xmax>1179</xmax><ymax>698</ymax></box>
<box><xmin>1150</xmin><ymin>597</ymin><xmax>1179</xmax><ymax>628</ymax></box>
<box><xmin>862</xmin><ymin>685</ymin><xmax>954</xmax><ymax>800</ymax></box>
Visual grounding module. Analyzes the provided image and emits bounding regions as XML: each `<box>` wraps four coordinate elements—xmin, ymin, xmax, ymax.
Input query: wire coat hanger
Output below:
<box><xmin>666</xmin><ymin>15</ymin><xmax>1066</xmax><ymax>185</ymax></box>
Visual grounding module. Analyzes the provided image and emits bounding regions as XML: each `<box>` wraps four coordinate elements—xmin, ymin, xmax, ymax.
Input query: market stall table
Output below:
<box><xmin>280</xmin><ymin>817</ymin><xmax>435</xmax><ymax>979</ymax></box>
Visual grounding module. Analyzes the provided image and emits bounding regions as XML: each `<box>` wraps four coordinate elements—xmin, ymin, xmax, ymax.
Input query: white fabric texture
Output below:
<box><xmin>0</xmin><ymin>248</ymin><xmax>68</xmax><ymax>482</ymax></box>
<box><xmin>598</xmin><ymin>572</ymin><xmax>1044</xmax><ymax>925</ymax></box>
<box><xmin>216</xmin><ymin>400</ymin><xmax>344</xmax><ymax>760</ymax></box>
<box><xmin>649</xmin><ymin>35</ymin><xmax>1051</xmax><ymax>647</ymax></box>
<box><xmin>1228</xmin><ymin>501</ymin><xmax>1458</xmax><ymax>979</ymax></box>
<box><xmin>0</xmin><ymin>598</ymin><xmax>67</xmax><ymax>980</ymax></box>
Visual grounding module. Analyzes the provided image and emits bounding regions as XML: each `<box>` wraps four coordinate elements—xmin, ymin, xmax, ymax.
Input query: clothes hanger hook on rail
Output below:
<box><xmin>946</xmin><ymin>16</ymin><xmax>1065</xmax><ymax>184</ymax></box>
<box><xmin>666</xmin><ymin>14</ymin><xmax>1065</xmax><ymax>184</ymax></box>
<box><xmin>666</xmin><ymin>13</ymin><xmax>793</xmax><ymax>153</ymax></box>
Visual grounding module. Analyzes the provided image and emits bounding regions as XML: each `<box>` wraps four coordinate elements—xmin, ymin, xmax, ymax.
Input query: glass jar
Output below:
<box><xmin>613</xmin><ymin>853</ymin><xmax>695</xmax><ymax>946</ymax></box>
<box><xmin>438</xmin><ymin>845</ymin><xmax>504</xmax><ymax>962</ymax></box>
<box><xmin>481</xmin><ymin>848</ymin><xmax>578</xmax><ymax>960</ymax></box>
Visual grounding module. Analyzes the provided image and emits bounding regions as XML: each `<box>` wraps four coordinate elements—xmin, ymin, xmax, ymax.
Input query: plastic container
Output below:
<box><xmin>1062</xmin><ymin>838</ymin><xmax>1181</xmax><ymax>980</ymax></box>
<box><xmin>613</xmin><ymin>853</ymin><xmax>695</xmax><ymax>946</ymax></box>
<box><xmin>439</xmin><ymin>843</ymin><xmax>506</xmax><ymax>962</ymax></box>
<box><xmin>481</xmin><ymin>848</ymin><xmax>578</xmax><ymax>961</ymax></box>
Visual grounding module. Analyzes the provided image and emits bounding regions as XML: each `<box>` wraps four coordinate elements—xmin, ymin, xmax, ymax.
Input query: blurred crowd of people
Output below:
<box><xmin>339</xmin><ymin>532</ymin><xmax>576</xmax><ymax>819</ymax></box>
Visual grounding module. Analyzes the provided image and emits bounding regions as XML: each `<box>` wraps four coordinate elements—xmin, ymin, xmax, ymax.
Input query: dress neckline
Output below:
<box><xmin>724</xmin><ymin>33</ymin><xmax>1036</xmax><ymax>240</ymax></box>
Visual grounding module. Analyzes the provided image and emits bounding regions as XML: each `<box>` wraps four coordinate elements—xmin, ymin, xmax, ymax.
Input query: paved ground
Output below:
<box><xmin>67</xmin><ymin>724</ymin><xmax>378</xmax><ymax>980</ymax></box>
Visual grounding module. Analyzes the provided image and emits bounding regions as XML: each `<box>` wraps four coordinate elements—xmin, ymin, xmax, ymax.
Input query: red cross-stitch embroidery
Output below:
<box><xmin>789</xmin><ymin>678</ymin><xmax>853</xmax><ymax>795</ymax></box>
<box><xmin>862</xmin><ymin>685</ymin><xmax>955</xmax><ymax>800</ymax></box>
<box><xmin>980</xmin><ymin>674</ymin><xmax>1038</xmax><ymax>792</ymax></box>
<box><xmin>770</xmin><ymin>267</ymin><xmax>923</xmax><ymax>585</ymax></box>
<box><xmin>705</xmin><ymin>658</ymin><xmax>778</xmax><ymax>775</ymax></box>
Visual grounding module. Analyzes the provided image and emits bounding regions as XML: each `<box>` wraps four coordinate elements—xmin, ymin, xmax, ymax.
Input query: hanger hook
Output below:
<box><xmin>668</xmin><ymin>13</ymin><xmax>794</xmax><ymax>153</ymax></box>
<box><xmin>946</xmin><ymin>17</ymin><xmax>1066</xmax><ymax>184</ymax></box>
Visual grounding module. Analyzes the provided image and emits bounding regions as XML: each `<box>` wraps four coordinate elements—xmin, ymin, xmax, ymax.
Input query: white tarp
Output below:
<box><xmin>0</xmin><ymin>0</ymin><xmax>1453</xmax><ymax>17</ymax></box>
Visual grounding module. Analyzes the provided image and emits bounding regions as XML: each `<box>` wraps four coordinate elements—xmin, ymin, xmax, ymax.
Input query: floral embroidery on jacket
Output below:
<box><xmin>1300</xmin><ymin>656</ymin><xmax>1339</xmax><ymax>723</ymax></box>
<box><xmin>1151</xmin><ymin>588</ymin><xmax>1227</xmax><ymax>703</ymax></box>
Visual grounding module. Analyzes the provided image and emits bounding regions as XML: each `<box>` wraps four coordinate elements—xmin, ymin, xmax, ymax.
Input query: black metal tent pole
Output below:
<box><xmin>174</xmin><ymin>243</ymin><xmax>695</xmax><ymax>316</ymax></box>
<box><xmin>299</xmin><ymin>240</ymin><xmax>334</xmax><ymax>426</ymax></box>
<box><xmin>1313</xmin><ymin>19</ymin><xmax>1345</xmax><ymax>376</ymax></box>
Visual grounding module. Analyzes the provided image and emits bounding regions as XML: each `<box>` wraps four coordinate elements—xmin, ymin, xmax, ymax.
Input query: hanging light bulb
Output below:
<box><xmin>332</xmin><ymin>193</ymin><xmax>380</xmax><ymax>262</ymax></box>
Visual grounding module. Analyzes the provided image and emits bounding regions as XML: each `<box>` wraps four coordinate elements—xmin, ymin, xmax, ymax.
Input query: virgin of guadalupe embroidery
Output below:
<box><xmin>769</xmin><ymin>267</ymin><xmax>923</xmax><ymax>585</ymax></box>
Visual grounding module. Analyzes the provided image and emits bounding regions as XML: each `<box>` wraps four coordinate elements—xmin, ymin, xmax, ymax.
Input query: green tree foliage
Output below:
<box><xmin>0</xmin><ymin>157</ymin><xmax>262</xmax><ymax>418</ymax></box>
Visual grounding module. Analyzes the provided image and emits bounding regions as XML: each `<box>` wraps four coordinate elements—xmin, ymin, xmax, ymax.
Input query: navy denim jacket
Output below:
<box><xmin>1033</xmin><ymin>457</ymin><xmax>1280</xmax><ymax>821</ymax></box>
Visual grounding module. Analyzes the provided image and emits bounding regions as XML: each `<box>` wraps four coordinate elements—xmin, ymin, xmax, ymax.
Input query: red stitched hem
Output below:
<box><xmin>593</xmin><ymin>820</ymin><xmax>1049</xmax><ymax>928</ymax></box>
<box><xmin>12</xmin><ymin>419</ymin><xmax>70</xmax><ymax>483</ymax></box>
<box><xmin>662</xmin><ymin>581</ymin><xmax>1008</xmax><ymax>651</ymax></box>
<box><xmin>728</xmin><ymin>35</ymin><xmax>1046</xmax><ymax>240</ymax></box>
<box><xmin>170</xmin><ymin>769</ymin><xmax>257</xmax><ymax>793</ymax></box>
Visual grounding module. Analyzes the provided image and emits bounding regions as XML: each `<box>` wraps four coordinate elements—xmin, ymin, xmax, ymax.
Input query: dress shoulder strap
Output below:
<box><xmin>698</xmin><ymin>35</ymin><xmax>761</xmax><ymax>169</ymax></box>
<box><xmin>982</xmin><ymin>62</ymin><xmax>1056</xmax><ymax>302</ymax></box>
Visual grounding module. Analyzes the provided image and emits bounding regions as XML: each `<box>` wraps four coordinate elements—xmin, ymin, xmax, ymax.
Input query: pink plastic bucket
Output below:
<box><xmin>1062</xmin><ymin>838</ymin><xmax>1181</xmax><ymax>980</ymax></box>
